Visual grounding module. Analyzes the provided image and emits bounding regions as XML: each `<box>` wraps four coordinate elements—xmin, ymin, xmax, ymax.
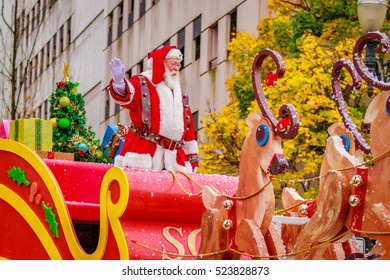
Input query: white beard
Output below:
<box><xmin>164</xmin><ymin>69</ymin><xmax>180</xmax><ymax>89</ymax></box>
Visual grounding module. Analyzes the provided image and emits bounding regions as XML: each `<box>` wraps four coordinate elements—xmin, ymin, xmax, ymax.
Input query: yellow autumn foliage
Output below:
<box><xmin>198</xmin><ymin>0</ymin><xmax>379</xmax><ymax>198</ymax></box>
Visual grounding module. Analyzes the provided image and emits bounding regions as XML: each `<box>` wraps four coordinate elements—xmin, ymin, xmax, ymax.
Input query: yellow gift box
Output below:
<box><xmin>10</xmin><ymin>118</ymin><xmax>53</xmax><ymax>151</ymax></box>
<box><xmin>35</xmin><ymin>150</ymin><xmax>74</xmax><ymax>161</ymax></box>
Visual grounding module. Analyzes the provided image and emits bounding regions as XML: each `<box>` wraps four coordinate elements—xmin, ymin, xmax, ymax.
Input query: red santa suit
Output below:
<box><xmin>109</xmin><ymin>46</ymin><xmax>199</xmax><ymax>173</ymax></box>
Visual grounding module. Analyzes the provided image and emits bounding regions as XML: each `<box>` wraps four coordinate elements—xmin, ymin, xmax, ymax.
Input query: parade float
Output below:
<box><xmin>0</xmin><ymin>48</ymin><xmax>300</xmax><ymax>260</ymax></box>
<box><xmin>2</xmin><ymin>28</ymin><xmax>390</xmax><ymax>260</ymax></box>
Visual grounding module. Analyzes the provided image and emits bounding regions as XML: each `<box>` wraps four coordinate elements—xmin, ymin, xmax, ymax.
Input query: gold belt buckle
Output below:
<box><xmin>167</xmin><ymin>139</ymin><xmax>176</xmax><ymax>150</ymax></box>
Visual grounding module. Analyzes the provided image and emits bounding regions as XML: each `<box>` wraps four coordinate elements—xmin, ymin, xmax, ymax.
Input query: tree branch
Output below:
<box><xmin>1</xmin><ymin>0</ymin><xmax>14</xmax><ymax>32</ymax></box>
<box><xmin>280</xmin><ymin>0</ymin><xmax>311</xmax><ymax>11</ymax></box>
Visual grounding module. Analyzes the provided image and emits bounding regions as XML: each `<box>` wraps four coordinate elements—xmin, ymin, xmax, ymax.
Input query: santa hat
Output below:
<box><xmin>147</xmin><ymin>46</ymin><xmax>182</xmax><ymax>84</ymax></box>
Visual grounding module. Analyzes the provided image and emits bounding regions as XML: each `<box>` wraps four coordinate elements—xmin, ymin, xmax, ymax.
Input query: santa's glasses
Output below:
<box><xmin>165</xmin><ymin>60</ymin><xmax>182</xmax><ymax>70</ymax></box>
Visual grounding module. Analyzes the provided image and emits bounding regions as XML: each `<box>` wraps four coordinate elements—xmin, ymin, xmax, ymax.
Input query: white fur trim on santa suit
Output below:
<box><xmin>151</xmin><ymin>145</ymin><xmax>164</xmax><ymax>170</ymax></box>
<box><xmin>114</xmin><ymin>152</ymin><xmax>152</xmax><ymax>169</ymax></box>
<box><xmin>165</xmin><ymin>48</ymin><xmax>183</xmax><ymax>61</ymax></box>
<box><xmin>183</xmin><ymin>140</ymin><xmax>198</xmax><ymax>155</ymax></box>
<box><xmin>161</xmin><ymin>148</ymin><xmax>192</xmax><ymax>173</ymax></box>
<box><xmin>142</xmin><ymin>70</ymin><xmax>184</xmax><ymax>141</ymax></box>
<box><xmin>115</xmin><ymin>146</ymin><xmax>192</xmax><ymax>173</ymax></box>
<box><xmin>125</xmin><ymin>79</ymin><xmax>135</xmax><ymax>103</ymax></box>
<box><xmin>151</xmin><ymin>145</ymin><xmax>192</xmax><ymax>172</ymax></box>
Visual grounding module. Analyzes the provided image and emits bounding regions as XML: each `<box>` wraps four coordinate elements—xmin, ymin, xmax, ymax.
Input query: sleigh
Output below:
<box><xmin>0</xmin><ymin>137</ymin><xmax>239</xmax><ymax>260</ymax></box>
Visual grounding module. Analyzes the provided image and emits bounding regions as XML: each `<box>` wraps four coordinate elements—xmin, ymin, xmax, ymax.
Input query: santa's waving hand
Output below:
<box><xmin>109</xmin><ymin>57</ymin><xmax>126</xmax><ymax>96</ymax></box>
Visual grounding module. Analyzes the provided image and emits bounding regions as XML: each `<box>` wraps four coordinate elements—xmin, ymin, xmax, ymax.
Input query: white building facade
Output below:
<box><xmin>10</xmin><ymin>0</ymin><xmax>268</xmax><ymax>139</ymax></box>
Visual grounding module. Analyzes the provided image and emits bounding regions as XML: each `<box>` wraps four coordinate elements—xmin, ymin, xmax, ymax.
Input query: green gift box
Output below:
<box><xmin>10</xmin><ymin>118</ymin><xmax>53</xmax><ymax>151</ymax></box>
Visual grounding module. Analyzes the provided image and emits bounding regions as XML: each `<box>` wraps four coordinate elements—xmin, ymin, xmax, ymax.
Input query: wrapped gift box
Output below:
<box><xmin>35</xmin><ymin>151</ymin><xmax>74</xmax><ymax>161</ymax></box>
<box><xmin>10</xmin><ymin>118</ymin><xmax>53</xmax><ymax>151</ymax></box>
<box><xmin>0</xmin><ymin>119</ymin><xmax>11</xmax><ymax>139</ymax></box>
<box><xmin>101</xmin><ymin>123</ymin><xmax>127</xmax><ymax>163</ymax></box>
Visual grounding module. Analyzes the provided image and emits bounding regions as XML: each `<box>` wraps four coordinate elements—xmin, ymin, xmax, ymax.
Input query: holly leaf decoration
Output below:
<box><xmin>41</xmin><ymin>201</ymin><xmax>59</xmax><ymax>238</ymax></box>
<box><xmin>8</xmin><ymin>166</ymin><xmax>31</xmax><ymax>186</ymax></box>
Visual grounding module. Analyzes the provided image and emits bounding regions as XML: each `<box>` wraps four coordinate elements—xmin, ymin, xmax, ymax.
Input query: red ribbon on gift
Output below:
<box><xmin>103</xmin><ymin>123</ymin><xmax>128</xmax><ymax>159</ymax></box>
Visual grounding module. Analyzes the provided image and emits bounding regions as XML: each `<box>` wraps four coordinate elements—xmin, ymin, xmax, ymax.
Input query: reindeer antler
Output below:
<box><xmin>332</xmin><ymin>59</ymin><xmax>370</xmax><ymax>154</ymax></box>
<box><xmin>353</xmin><ymin>31</ymin><xmax>390</xmax><ymax>91</ymax></box>
<box><xmin>251</xmin><ymin>49</ymin><xmax>299</xmax><ymax>139</ymax></box>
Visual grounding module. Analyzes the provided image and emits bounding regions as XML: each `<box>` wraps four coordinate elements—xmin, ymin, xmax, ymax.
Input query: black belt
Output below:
<box><xmin>129</xmin><ymin>125</ymin><xmax>184</xmax><ymax>151</ymax></box>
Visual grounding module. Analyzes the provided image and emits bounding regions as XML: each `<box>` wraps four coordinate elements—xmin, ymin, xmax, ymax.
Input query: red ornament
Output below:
<box><xmin>77</xmin><ymin>150</ymin><xmax>85</xmax><ymax>157</ymax></box>
<box><xmin>265</xmin><ymin>70</ymin><xmax>278</xmax><ymax>87</ymax></box>
<box><xmin>306</xmin><ymin>199</ymin><xmax>316</xmax><ymax>218</ymax></box>
<box><xmin>58</xmin><ymin>81</ymin><xmax>66</xmax><ymax>89</ymax></box>
<box><xmin>275</xmin><ymin>118</ymin><xmax>290</xmax><ymax>133</ymax></box>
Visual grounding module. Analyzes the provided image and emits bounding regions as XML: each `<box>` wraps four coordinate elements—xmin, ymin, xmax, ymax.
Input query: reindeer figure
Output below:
<box><xmin>198</xmin><ymin>49</ymin><xmax>300</xmax><ymax>260</ymax></box>
<box><xmin>293</xmin><ymin>31</ymin><xmax>390</xmax><ymax>259</ymax></box>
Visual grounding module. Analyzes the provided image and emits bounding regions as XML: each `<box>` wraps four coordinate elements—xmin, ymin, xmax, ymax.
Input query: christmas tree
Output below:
<box><xmin>49</xmin><ymin>65</ymin><xmax>106</xmax><ymax>163</ymax></box>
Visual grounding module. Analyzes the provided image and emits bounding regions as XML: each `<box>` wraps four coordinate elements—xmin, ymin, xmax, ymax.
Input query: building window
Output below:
<box><xmin>163</xmin><ymin>39</ymin><xmax>170</xmax><ymax>46</ymax></box>
<box><xmin>125</xmin><ymin>69</ymin><xmax>131</xmax><ymax>79</ymax></box>
<box><xmin>31</xmin><ymin>6</ymin><xmax>35</xmax><ymax>31</ymax></box>
<box><xmin>192</xmin><ymin>111</ymin><xmax>199</xmax><ymax>135</ymax></box>
<box><xmin>115</xmin><ymin>103</ymin><xmax>120</xmax><ymax>115</ymax></box>
<box><xmin>67</xmin><ymin>17</ymin><xmax>72</xmax><ymax>46</ymax></box>
<box><xmin>37</xmin><ymin>0</ymin><xmax>41</xmax><ymax>23</ymax></box>
<box><xmin>105</xmin><ymin>93</ymin><xmax>110</xmax><ymax>120</ymax></box>
<box><xmin>18</xmin><ymin>64</ymin><xmax>23</xmax><ymax>90</ymax></box>
<box><xmin>128</xmin><ymin>0</ymin><xmax>134</xmax><ymax>28</ymax></box>
<box><xmin>138</xmin><ymin>60</ymin><xmax>144</xmax><ymax>73</ymax></box>
<box><xmin>36</xmin><ymin>105</ymin><xmax>41</xmax><ymax>118</ymax></box>
<box><xmin>230</xmin><ymin>10</ymin><xmax>237</xmax><ymax>41</ymax></box>
<box><xmin>139</xmin><ymin>0</ymin><xmax>146</xmax><ymax>18</ymax></box>
<box><xmin>107</xmin><ymin>12</ymin><xmax>113</xmax><ymax>45</ymax></box>
<box><xmin>44</xmin><ymin>100</ymin><xmax>49</xmax><ymax>119</ymax></box>
<box><xmin>26</xmin><ymin>13</ymin><xmax>30</xmax><ymax>42</ymax></box>
<box><xmin>178</xmin><ymin>28</ymin><xmax>185</xmax><ymax>65</ymax></box>
<box><xmin>20</xmin><ymin>10</ymin><xmax>24</xmax><ymax>34</ymax></box>
<box><xmin>193</xmin><ymin>15</ymin><xmax>201</xmax><ymax>60</ymax></box>
<box><xmin>34</xmin><ymin>55</ymin><xmax>38</xmax><ymax>81</ymax></box>
<box><xmin>46</xmin><ymin>41</ymin><xmax>50</xmax><ymax>68</ymax></box>
<box><xmin>52</xmin><ymin>33</ymin><xmax>57</xmax><ymax>62</ymax></box>
<box><xmin>23</xmin><ymin>84</ymin><xmax>27</xmax><ymax>111</ymax></box>
<box><xmin>28</xmin><ymin>61</ymin><xmax>33</xmax><ymax>85</ymax></box>
<box><xmin>117</xmin><ymin>1</ymin><xmax>123</xmax><ymax>37</ymax></box>
<box><xmin>209</xmin><ymin>23</ymin><xmax>218</xmax><ymax>70</ymax></box>
<box><xmin>39</xmin><ymin>48</ymin><xmax>44</xmax><ymax>75</ymax></box>
<box><xmin>60</xmin><ymin>25</ymin><xmax>64</xmax><ymax>52</ymax></box>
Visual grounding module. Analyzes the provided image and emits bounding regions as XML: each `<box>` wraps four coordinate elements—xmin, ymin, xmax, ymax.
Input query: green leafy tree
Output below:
<box><xmin>49</xmin><ymin>79</ymin><xmax>106</xmax><ymax>163</ymax></box>
<box><xmin>199</xmin><ymin>0</ymin><xmax>386</xmax><ymax>198</ymax></box>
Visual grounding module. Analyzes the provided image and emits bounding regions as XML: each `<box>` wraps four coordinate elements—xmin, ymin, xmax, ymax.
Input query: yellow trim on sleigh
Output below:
<box><xmin>0</xmin><ymin>139</ymin><xmax>130</xmax><ymax>259</ymax></box>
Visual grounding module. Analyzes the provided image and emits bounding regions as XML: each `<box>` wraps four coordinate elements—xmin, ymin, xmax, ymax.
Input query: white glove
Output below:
<box><xmin>109</xmin><ymin>57</ymin><xmax>125</xmax><ymax>84</ymax></box>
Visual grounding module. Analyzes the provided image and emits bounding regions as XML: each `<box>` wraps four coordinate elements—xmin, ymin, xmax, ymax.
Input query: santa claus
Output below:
<box><xmin>109</xmin><ymin>46</ymin><xmax>199</xmax><ymax>173</ymax></box>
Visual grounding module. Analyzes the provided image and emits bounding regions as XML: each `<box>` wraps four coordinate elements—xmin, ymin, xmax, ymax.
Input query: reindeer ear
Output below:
<box><xmin>339</xmin><ymin>134</ymin><xmax>351</xmax><ymax>152</ymax></box>
<box><xmin>328</xmin><ymin>123</ymin><xmax>355</xmax><ymax>154</ymax></box>
<box><xmin>246</xmin><ymin>112</ymin><xmax>261</xmax><ymax>128</ymax></box>
<box><xmin>202</xmin><ymin>185</ymin><xmax>222</xmax><ymax>209</ymax></box>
